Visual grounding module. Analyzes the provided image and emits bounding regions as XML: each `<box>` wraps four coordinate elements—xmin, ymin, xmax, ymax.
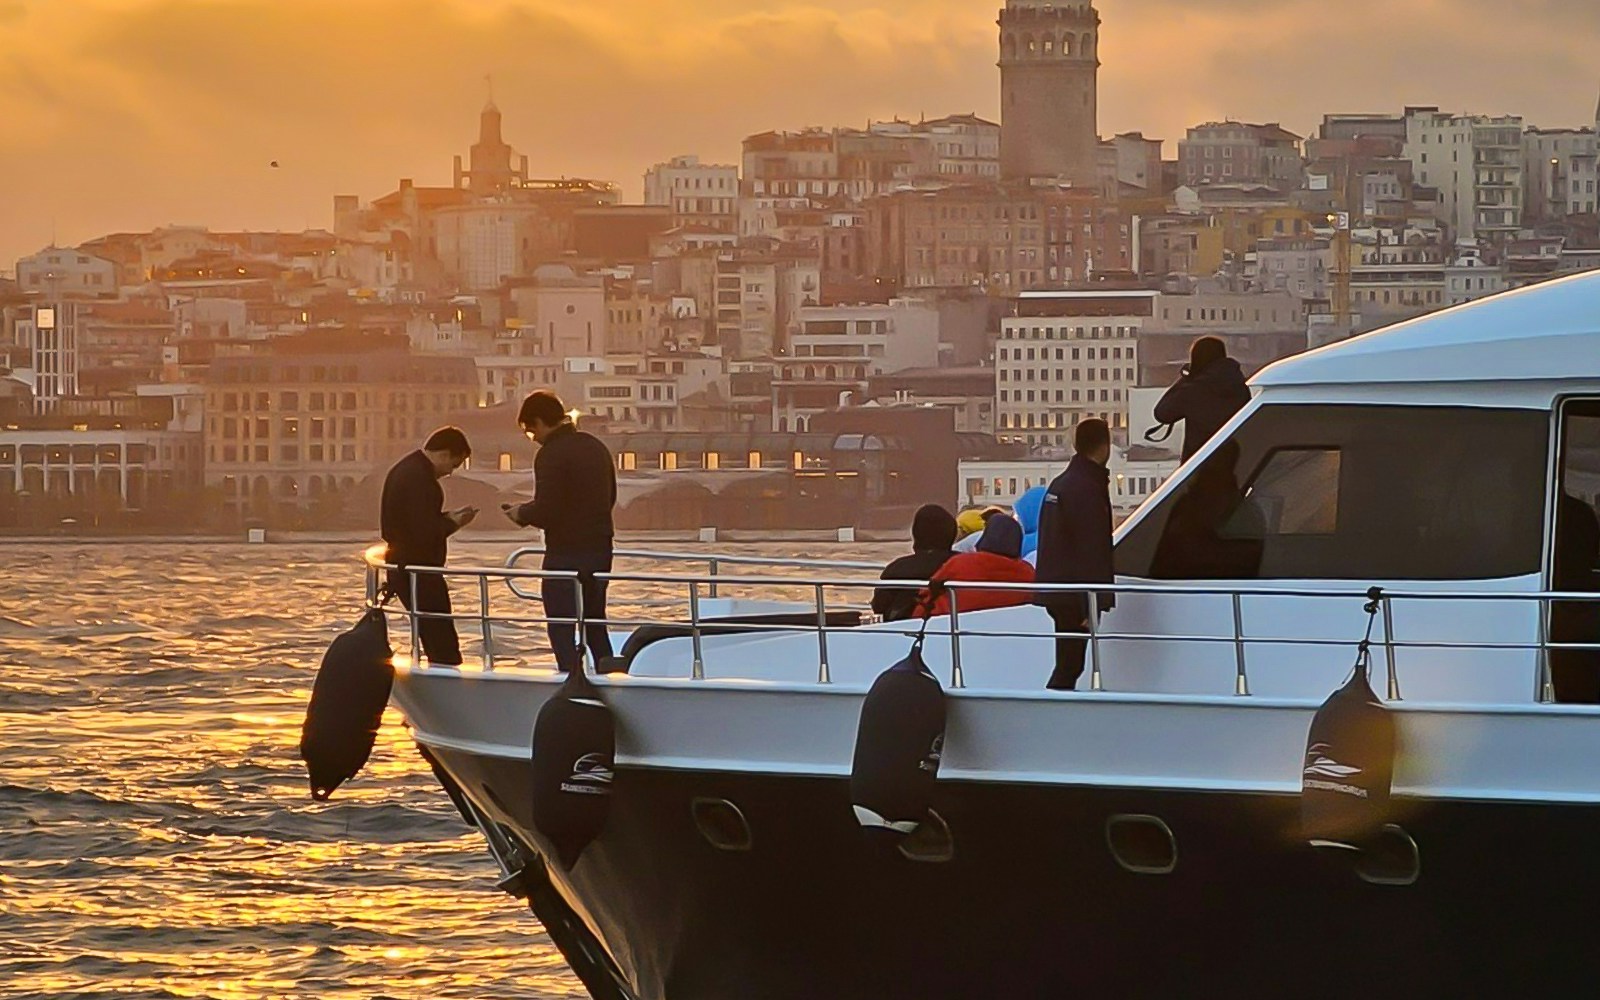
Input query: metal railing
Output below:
<box><xmin>366</xmin><ymin>549</ymin><xmax>1600</xmax><ymax>704</ymax></box>
<box><xmin>502</xmin><ymin>545</ymin><xmax>882</xmax><ymax>600</ymax></box>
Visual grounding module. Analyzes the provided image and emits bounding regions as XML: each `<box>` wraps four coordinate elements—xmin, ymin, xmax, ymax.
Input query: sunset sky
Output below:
<box><xmin>2</xmin><ymin>0</ymin><xmax>1596</xmax><ymax>268</ymax></box>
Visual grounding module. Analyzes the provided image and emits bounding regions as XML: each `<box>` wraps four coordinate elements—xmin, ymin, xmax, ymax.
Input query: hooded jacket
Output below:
<box><xmin>920</xmin><ymin>514</ymin><xmax>1035</xmax><ymax>618</ymax></box>
<box><xmin>1153</xmin><ymin>356</ymin><xmax>1252</xmax><ymax>461</ymax></box>
<box><xmin>1034</xmin><ymin>454</ymin><xmax>1115</xmax><ymax>620</ymax></box>
<box><xmin>872</xmin><ymin>505</ymin><xmax>957</xmax><ymax>622</ymax></box>
<box><xmin>1013</xmin><ymin>485</ymin><xmax>1047</xmax><ymax>558</ymax></box>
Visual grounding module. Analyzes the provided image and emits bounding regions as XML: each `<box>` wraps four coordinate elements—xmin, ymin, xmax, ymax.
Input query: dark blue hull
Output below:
<box><xmin>428</xmin><ymin>744</ymin><xmax>1600</xmax><ymax>1000</ymax></box>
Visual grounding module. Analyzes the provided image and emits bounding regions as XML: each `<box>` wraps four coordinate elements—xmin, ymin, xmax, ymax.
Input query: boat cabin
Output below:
<box><xmin>622</xmin><ymin>272</ymin><xmax>1600</xmax><ymax>706</ymax></box>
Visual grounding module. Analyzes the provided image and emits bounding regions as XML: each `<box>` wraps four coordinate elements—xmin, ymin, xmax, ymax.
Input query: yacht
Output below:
<box><xmin>365</xmin><ymin>272</ymin><xmax>1600</xmax><ymax>999</ymax></box>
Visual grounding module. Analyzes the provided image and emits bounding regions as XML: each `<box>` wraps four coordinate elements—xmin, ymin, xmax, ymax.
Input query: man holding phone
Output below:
<box><xmin>380</xmin><ymin>427</ymin><xmax>477</xmax><ymax>667</ymax></box>
<box><xmin>502</xmin><ymin>391</ymin><xmax>618</xmax><ymax>673</ymax></box>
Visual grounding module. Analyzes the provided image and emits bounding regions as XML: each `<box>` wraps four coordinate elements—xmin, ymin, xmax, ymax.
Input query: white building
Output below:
<box><xmin>0</xmin><ymin>426</ymin><xmax>202</xmax><ymax>512</ymax></box>
<box><xmin>1254</xmin><ymin>237</ymin><xmax>1333</xmax><ymax>299</ymax></box>
<box><xmin>1524</xmin><ymin>126</ymin><xmax>1599</xmax><ymax>222</ymax></box>
<box><xmin>14</xmin><ymin>303</ymin><xmax>80</xmax><ymax>412</ymax></box>
<box><xmin>996</xmin><ymin>288</ymin><xmax>1157</xmax><ymax>449</ymax></box>
<box><xmin>644</xmin><ymin>155</ymin><xmax>740</xmax><ymax>234</ymax></box>
<box><xmin>430</xmin><ymin>201</ymin><xmax>552</xmax><ymax>291</ymax></box>
<box><xmin>14</xmin><ymin>248</ymin><xmax>117</xmax><ymax>297</ymax></box>
<box><xmin>174</xmin><ymin>297</ymin><xmax>248</xmax><ymax>340</ymax></box>
<box><xmin>474</xmin><ymin>356</ymin><xmax>562</xmax><ymax>408</ymax></box>
<box><xmin>1350</xmin><ymin>260</ymin><xmax>1447</xmax><ymax>324</ymax></box>
<box><xmin>565</xmin><ymin>352</ymin><xmax>725</xmax><ymax>432</ymax></box>
<box><xmin>791</xmin><ymin>298</ymin><xmax>940</xmax><ymax>376</ymax></box>
<box><xmin>919</xmin><ymin>114</ymin><xmax>1002</xmax><ymax>180</ymax></box>
<box><xmin>1444</xmin><ymin>249</ymin><xmax>1508</xmax><ymax>306</ymax></box>
<box><xmin>507</xmin><ymin>265</ymin><xmax>606</xmax><ymax>359</ymax></box>
<box><xmin>1404</xmin><ymin>109</ymin><xmax>1524</xmax><ymax>243</ymax></box>
<box><xmin>959</xmin><ymin>448</ymin><xmax>1180</xmax><ymax>513</ymax></box>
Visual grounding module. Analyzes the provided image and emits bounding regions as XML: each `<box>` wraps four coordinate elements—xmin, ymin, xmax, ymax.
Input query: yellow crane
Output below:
<box><xmin>1329</xmin><ymin>157</ymin><xmax>1354</xmax><ymax>335</ymax></box>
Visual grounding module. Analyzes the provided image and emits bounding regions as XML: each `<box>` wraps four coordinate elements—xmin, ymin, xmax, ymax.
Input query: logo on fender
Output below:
<box><xmin>560</xmin><ymin>752</ymin><xmax>614</xmax><ymax>795</ymax></box>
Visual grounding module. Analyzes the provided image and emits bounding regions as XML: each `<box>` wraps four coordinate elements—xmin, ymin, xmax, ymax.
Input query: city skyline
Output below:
<box><xmin>3</xmin><ymin>0</ymin><xmax>1598</xmax><ymax>268</ymax></box>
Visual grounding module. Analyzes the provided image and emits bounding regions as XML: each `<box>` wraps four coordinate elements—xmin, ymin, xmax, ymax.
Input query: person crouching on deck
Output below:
<box><xmin>918</xmin><ymin>513</ymin><xmax>1036</xmax><ymax>618</ymax></box>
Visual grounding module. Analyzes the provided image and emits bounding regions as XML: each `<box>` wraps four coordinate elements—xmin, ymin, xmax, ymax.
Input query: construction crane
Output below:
<box><xmin>1329</xmin><ymin>156</ymin><xmax>1354</xmax><ymax>335</ymax></box>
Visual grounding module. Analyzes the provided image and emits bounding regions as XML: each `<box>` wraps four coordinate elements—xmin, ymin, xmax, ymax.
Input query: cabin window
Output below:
<box><xmin>1550</xmin><ymin>399</ymin><xmax>1600</xmax><ymax>703</ymax></box>
<box><xmin>1117</xmin><ymin>404</ymin><xmax>1548</xmax><ymax>581</ymax></box>
<box><xmin>1247</xmin><ymin>449</ymin><xmax>1341</xmax><ymax>536</ymax></box>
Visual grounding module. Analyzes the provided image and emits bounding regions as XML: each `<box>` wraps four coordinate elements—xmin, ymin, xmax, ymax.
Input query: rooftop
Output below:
<box><xmin>1255</xmin><ymin>269</ymin><xmax>1600</xmax><ymax>388</ymax></box>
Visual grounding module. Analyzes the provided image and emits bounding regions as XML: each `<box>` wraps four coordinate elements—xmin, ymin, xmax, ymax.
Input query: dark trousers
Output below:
<box><xmin>391</xmin><ymin>568</ymin><xmax>462</xmax><ymax>667</ymax></box>
<box><xmin>542</xmin><ymin>551</ymin><xmax>615</xmax><ymax>673</ymax></box>
<box><xmin>1046</xmin><ymin>606</ymin><xmax>1089</xmax><ymax>691</ymax></box>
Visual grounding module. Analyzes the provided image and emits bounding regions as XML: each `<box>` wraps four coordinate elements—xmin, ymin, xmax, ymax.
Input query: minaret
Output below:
<box><xmin>998</xmin><ymin>0</ymin><xmax>1101</xmax><ymax>186</ymax></box>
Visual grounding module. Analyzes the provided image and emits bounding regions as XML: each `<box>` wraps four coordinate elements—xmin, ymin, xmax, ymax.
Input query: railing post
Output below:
<box><xmin>949</xmin><ymin>587</ymin><xmax>965</xmax><ymax>690</ymax></box>
<box><xmin>479</xmin><ymin>575</ymin><xmax>495</xmax><ymax>672</ymax></box>
<box><xmin>1538</xmin><ymin>594</ymin><xmax>1555</xmax><ymax>704</ymax></box>
<box><xmin>815</xmin><ymin>584</ymin><xmax>831</xmax><ymax>684</ymax></box>
<box><xmin>1381</xmin><ymin>596</ymin><xmax>1400</xmax><ymax>701</ymax></box>
<box><xmin>708</xmin><ymin>558</ymin><xmax>720</xmax><ymax>599</ymax></box>
<box><xmin>1087</xmin><ymin>588</ymin><xmax>1104</xmax><ymax>692</ymax></box>
<box><xmin>689</xmin><ymin>580</ymin><xmax>706</xmax><ymax>681</ymax></box>
<box><xmin>573</xmin><ymin>575</ymin><xmax>588</xmax><ymax>676</ymax></box>
<box><xmin>1231</xmin><ymin>592</ymin><xmax>1251</xmax><ymax>697</ymax></box>
<box><xmin>409</xmin><ymin>569</ymin><xmax>421</xmax><ymax>667</ymax></box>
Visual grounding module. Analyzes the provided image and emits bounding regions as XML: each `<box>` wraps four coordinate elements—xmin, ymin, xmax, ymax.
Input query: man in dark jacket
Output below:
<box><xmin>503</xmin><ymin>391</ymin><xmax>618</xmax><ymax>672</ymax></box>
<box><xmin>1153</xmin><ymin>336</ymin><xmax>1252</xmax><ymax>461</ymax></box>
<box><xmin>872</xmin><ymin>504</ymin><xmax>957</xmax><ymax>622</ymax></box>
<box><xmin>1034</xmin><ymin>418</ymin><xmax>1116</xmax><ymax>691</ymax></box>
<box><xmin>381</xmin><ymin>427</ymin><xmax>477</xmax><ymax>666</ymax></box>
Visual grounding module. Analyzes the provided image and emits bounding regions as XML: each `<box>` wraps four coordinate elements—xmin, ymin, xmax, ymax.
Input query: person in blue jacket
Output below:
<box><xmin>1033</xmin><ymin>419</ymin><xmax>1116</xmax><ymax>691</ymax></box>
<box><xmin>1012</xmin><ymin>485</ymin><xmax>1047</xmax><ymax>560</ymax></box>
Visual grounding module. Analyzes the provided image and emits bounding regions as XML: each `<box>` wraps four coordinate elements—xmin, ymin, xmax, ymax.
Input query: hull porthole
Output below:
<box><xmin>1106</xmin><ymin>814</ymin><xmax>1177</xmax><ymax>875</ymax></box>
<box><xmin>691</xmin><ymin>798</ymin><xmax>753</xmax><ymax>852</ymax></box>
<box><xmin>1355</xmin><ymin>824</ymin><xmax>1420</xmax><ymax>886</ymax></box>
<box><xmin>896</xmin><ymin>809</ymin><xmax>954</xmax><ymax>864</ymax></box>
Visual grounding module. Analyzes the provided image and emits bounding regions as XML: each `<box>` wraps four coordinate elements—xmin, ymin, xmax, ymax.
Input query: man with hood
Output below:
<box><xmin>918</xmin><ymin>513</ymin><xmax>1035</xmax><ymax>618</ymax></box>
<box><xmin>1153</xmin><ymin>336</ymin><xmax>1252</xmax><ymax>461</ymax></box>
<box><xmin>872</xmin><ymin>504</ymin><xmax>958</xmax><ymax>622</ymax></box>
<box><xmin>952</xmin><ymin>505</ymin><xmax>1007</xmax><ymax>553</ymax></box>
<box><xmin>1013</xmin><ymin>485</ymin><xmax>1047</xmax><ymax>561</ymax></box>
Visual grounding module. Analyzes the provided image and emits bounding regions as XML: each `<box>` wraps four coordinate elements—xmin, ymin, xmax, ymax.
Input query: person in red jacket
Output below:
<box><xmin>919</xmin><ymin>513</ymin><xmax>1035</xmax><ymax>618</ymax></box>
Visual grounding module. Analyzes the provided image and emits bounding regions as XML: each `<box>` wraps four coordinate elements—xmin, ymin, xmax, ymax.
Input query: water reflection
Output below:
<box><xmin>0</xmin><ymin>538</ymin><xmax>896</xmax><ymax>998</ymax></box>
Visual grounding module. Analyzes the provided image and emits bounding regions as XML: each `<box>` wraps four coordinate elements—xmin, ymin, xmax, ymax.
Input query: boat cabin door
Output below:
<box><xmin>1550</xmin><ymin>400</ymin><xmax>1600</xmax><ymax>704</ymax></box>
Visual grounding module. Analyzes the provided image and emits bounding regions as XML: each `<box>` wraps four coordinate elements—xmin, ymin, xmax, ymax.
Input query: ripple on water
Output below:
<box><xmin>0</xmin><ymin>537</ymin><xmax>902</xmax><ymax>998</ymax></box>
<box><xmin>0</xmin><ymin>540</ymin><xmax>606</xmax><ymax>998</ymax></box>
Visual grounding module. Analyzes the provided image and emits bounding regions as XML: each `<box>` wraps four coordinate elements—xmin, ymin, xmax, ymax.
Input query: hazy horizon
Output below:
<box><xmin>3</xmin><ymin>0</ymin><xmax>1597</xmax><ymax>269</ymax></box>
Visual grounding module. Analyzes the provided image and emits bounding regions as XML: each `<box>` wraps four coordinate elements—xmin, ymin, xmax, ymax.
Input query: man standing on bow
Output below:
<box><xmin>1034</xmin><ymin>418</ymin><xmax>1117</xmax><ymax>691</ymax></box>
<box><xmin>503</xmin><ymin>391</ymin><xmax>618</xmax><ymax>673</ymax></box>
<box><xmin>380</xmin><ymin>427</ymin><xmax>477</xmax><ymax>667</ymax></box>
